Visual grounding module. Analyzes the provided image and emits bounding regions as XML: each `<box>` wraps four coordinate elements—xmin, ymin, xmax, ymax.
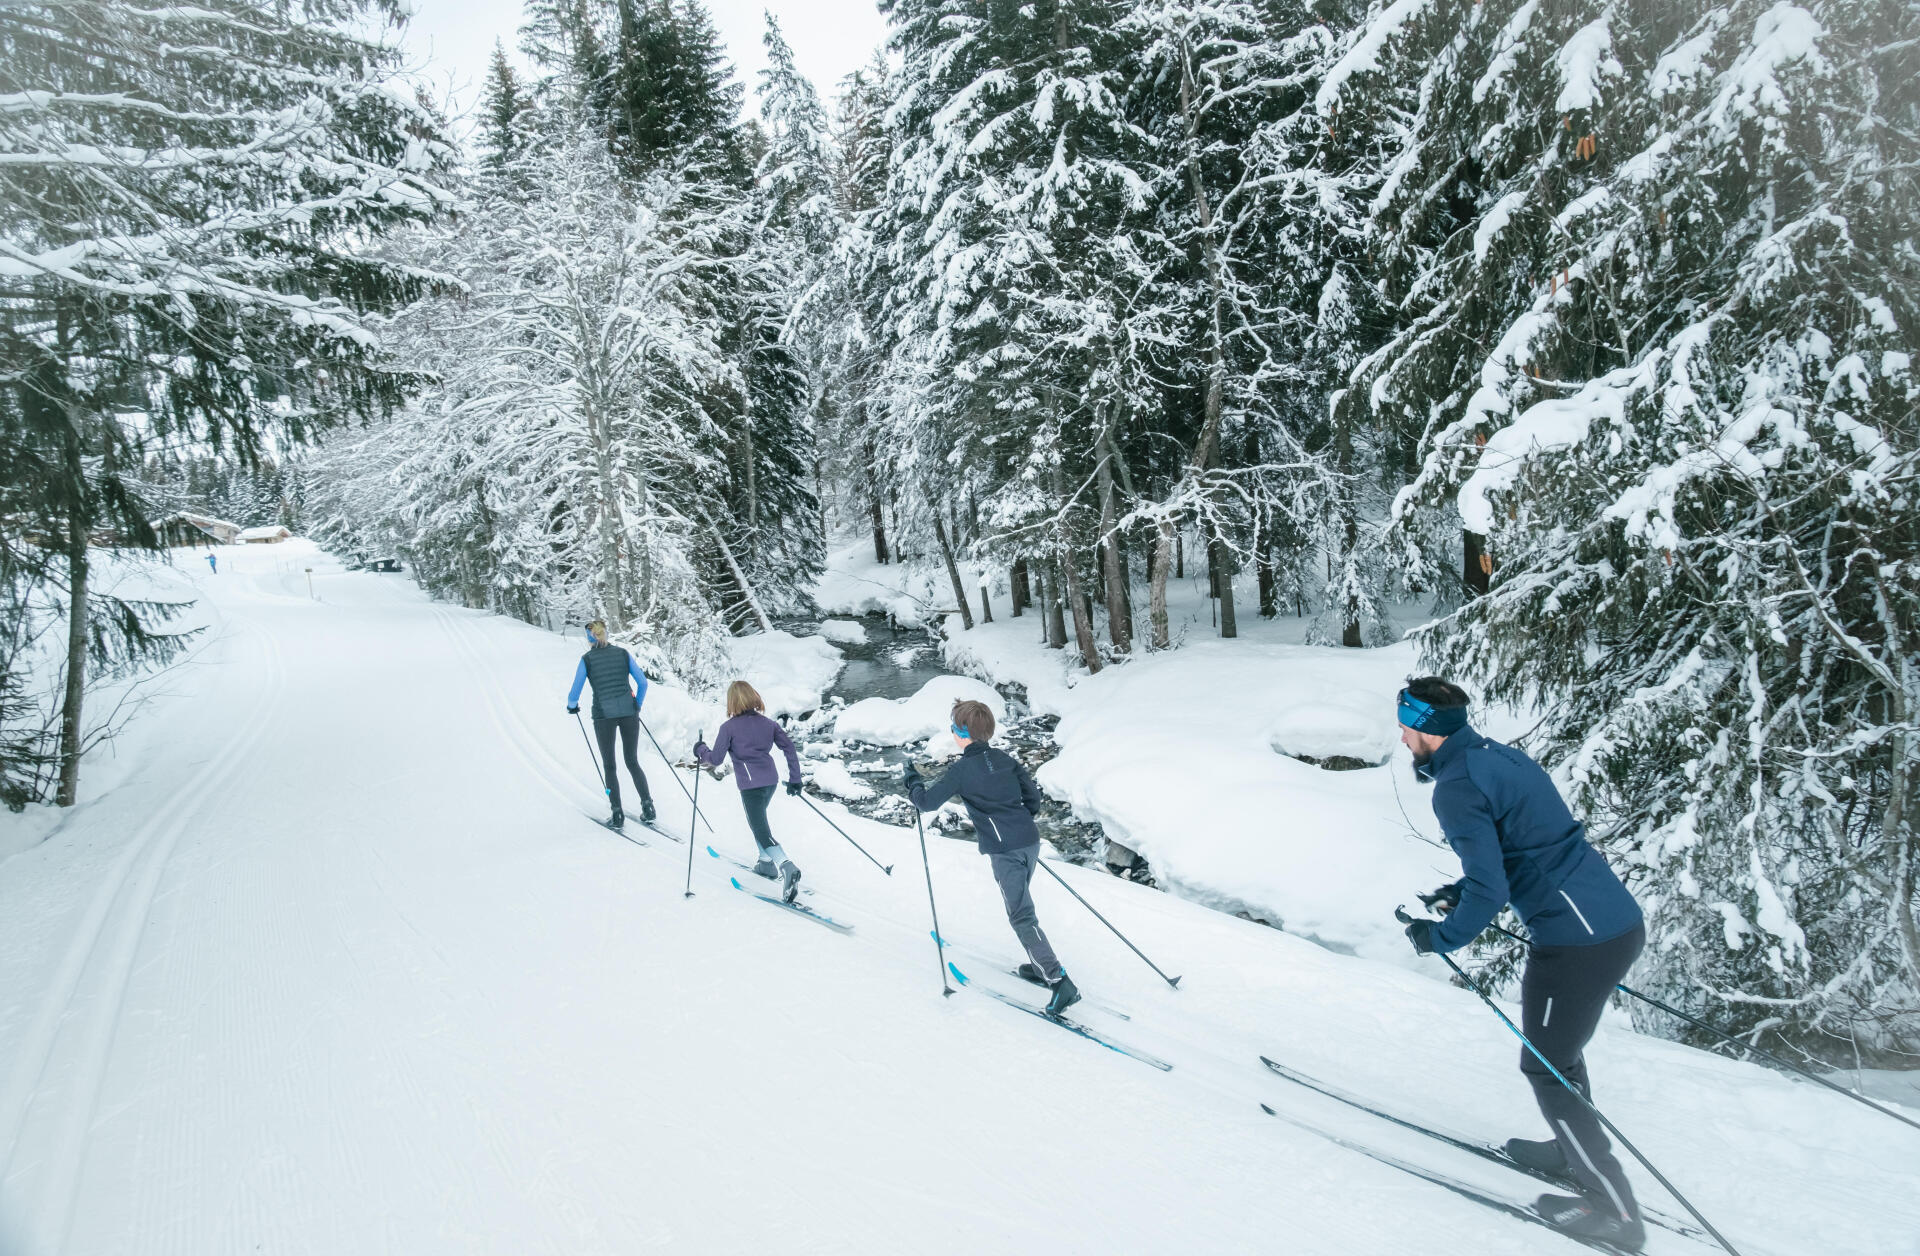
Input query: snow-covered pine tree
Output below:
<box><xmin>1120</xmin><ymin>0</ymin><xmax>1384</xmax><ymax>647</ymax></box>
<box><xmin>481</xmin><ymin>40</ymin><xmax>535</xmax><ymax>165</ymax></box>
<box><xmin>0</xmin><ymin>0</ymin><xmax>457</xmax><ymax>804</ymax></box>
<box><xmin>1364</xmin><ymin>0</ymin><xmax>1920</xmax><ymax>1056</ymax></box>
<box><xmin>878</xmin><ymin>0</ymin><xmax>1150</xmax><ymax>662</ymax></box>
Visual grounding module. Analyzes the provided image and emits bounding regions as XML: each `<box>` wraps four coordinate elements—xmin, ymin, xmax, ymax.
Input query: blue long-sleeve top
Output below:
<box><xmin>568</xmin><ymin>653</ymin><xmax>647</xmax><ymax>707</ymax></box>
<box><xmin>1424</xmin><ymin>726</ymin><xmax>1641</xmax><ymax>952</ymax></box>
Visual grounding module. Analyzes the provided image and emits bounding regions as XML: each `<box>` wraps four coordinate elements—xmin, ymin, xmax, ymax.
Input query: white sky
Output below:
<box><xmin>391</xmin><ymin>0</ymin><xmax>891</xmax><ymax>129</ymax></box>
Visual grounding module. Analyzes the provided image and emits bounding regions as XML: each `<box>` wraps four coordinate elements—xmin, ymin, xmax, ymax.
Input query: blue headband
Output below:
<box><xmin>951</xmin><ymin>723</ymin><xmax>971</xmax><ymax>739</ymax></box>
<box><xmin>1398</xmin><ymin>688</ymin><xmax>1467</xmax><ymax>736</ymax></box>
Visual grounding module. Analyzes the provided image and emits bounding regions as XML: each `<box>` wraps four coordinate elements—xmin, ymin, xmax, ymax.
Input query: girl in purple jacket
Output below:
<box><xmin>695</xmin><ymin>681</ymin><xmax>806</xmax><ymax>902</ymax></box>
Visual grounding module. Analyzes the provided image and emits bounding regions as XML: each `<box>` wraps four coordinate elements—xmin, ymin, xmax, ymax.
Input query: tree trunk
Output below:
<box><xmin>1207</xmin><ymin>525</ymin><xmax>1237</xmax><ymax>639</ymax></box>
<box><xmin>1175</xmin><ymin>532</ymin><xmax>1184</xmax><ymax>579</ymax></box>
<box><xmin>1045</xmin><ymin>559</ymin><xmax>1068</xmax><ymax>649</ymax></box>
<box><xmin>1011</xmin><ymin>558</ymin><xmax>1029</xmax><ymax>616</ymax></box>
<box><xmin>1097</xmin><ymin>443</ymin><xmax>1131</xmax><ymax>654</ymax></box>
<box><xmin>698</xmin><ymin>505</ymin><xmax>773</xmax><ymax>633</ymax></box>
<box><xmin>56</xmin><ymin>497</ymin><xmax>89</xmax><ymax>807</ymax></box>
<box><xmin>979</xmin><ymin>583</ymin><xmax>992</xmax><ymax>624</ymax></box>
<box><xmin>931</xmin><ymin>508</ymin><xmax>975</xmax><ymax>631</ymax></box>
<box><xmin>1149</xmin><ymin>517</ymin><xmax>1172</xmax><ymax>650</ymax></box>
<box><xmin>586</xmin><ymin>402</ymin><xmax>630</xmax><ymax>629</ymax></box>
<box><xmin>1052</xmin><ymin>462</ymin><xmax>1102</xmax><ymax>672</ymax></box>
<box><xmin>1257</xmin><ymin>536</ymin><xmax>1278</xmax><ymax>618</ymax></box>
<box><xmin>1464</xmin><ymin>529</ymin><xmax>1491</xmax><ymax>597</ymax></box>
<box><xmin>1341</xmin><ymin>510</ymin><xmax>1363</xmax><ymax>648</ymax></box>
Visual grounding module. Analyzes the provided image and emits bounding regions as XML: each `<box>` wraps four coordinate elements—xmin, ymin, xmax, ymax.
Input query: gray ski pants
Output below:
<box><xmin>990</xmin><ymin>846</ymin><xmax>1064</xmax><ymax>983</ymax></box>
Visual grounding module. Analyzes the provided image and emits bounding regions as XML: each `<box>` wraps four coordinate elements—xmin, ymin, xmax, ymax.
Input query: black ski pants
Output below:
<box><xmin>740</xmin><ymin>784</ymin><xmax>778</xmax><ymax>856</ymax></box>
<box><xmin>594</xmin><ymin>715</ymin><xmax>651</xmax><ymax>813</ymax></box>
<box><xmin>1519</xmin><ymin>920</ymin><xmax>1646</xmax><ymax>1222</ymax></box>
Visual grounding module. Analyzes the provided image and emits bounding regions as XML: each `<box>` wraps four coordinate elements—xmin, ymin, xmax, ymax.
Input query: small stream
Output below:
<box><xmin>780</xmin><ymin>615</ymin><xmax>1151</xmax><ymax>885</ymax></box>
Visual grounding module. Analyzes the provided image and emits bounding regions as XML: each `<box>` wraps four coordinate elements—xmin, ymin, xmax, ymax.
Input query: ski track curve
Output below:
<box><xmin>1</xmin><ymin>621</ymin><xmax>287</xmax><ymax>1256</ymax></box>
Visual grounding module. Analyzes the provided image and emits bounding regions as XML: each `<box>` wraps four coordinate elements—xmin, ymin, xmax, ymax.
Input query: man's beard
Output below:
<box><xmin>1411</xmin><ymin>751</ymin><xmax>1436</xmax><ymax>784</ymax></box>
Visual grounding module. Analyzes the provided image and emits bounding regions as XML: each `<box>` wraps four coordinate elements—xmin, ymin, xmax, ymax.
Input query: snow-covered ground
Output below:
<box><xmin>1</xmin><ymin>541</ymin><xmax>1915</xmax><ymax>1255</ymax></box>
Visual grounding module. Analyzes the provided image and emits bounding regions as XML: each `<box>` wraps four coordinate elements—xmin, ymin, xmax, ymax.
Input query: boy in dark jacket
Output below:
<box><xmin>905</xmin><ymin>700</ymin><xmax>1080</xmax><ymax>1016</ymax></box>
<box><xmin>1398</xmin><ymin>676</ymin><xmax>1647</xmax><ymax>1252</ymax></box>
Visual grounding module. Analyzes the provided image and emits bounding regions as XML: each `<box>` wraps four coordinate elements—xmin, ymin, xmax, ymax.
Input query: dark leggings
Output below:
<box><xmin>594</xmin><ymin>715</ymin><xmax>651</xmax><ymax>811</ymax></box>
<box><xmin>1520</xmin><ymin>921</ymin><xmax>1646</xmax><ymax>1221</ymax></box>
<box><xmin>740</xmin><ymin>784</ymin><xmax>777</xmax><ymax>855</ymax></box>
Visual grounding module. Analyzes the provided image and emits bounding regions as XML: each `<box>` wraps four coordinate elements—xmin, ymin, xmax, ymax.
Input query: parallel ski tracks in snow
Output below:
<box><xmin>0</xmin><ymin>622</ymin><xmax>288</xmax><ymax>1255</ymax></box>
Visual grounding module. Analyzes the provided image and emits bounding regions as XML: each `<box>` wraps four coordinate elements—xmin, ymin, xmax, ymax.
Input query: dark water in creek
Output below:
<box><xmin>776</xmin><ymin>615</ymin><xmax>1141</xmax><ymax>880</ymax></box>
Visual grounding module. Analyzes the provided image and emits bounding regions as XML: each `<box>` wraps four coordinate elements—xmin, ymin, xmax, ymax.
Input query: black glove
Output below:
<box><xmin>1417</xmin><ymin>880</ymin><xmax>1464</xmax><ymax>916</ymax></box>
<box><xmin>902</xmin><ymin>763</ymin><xmax>924</xmax><ymax>791</ymax></box>
<box><xmin>567</xmin><ymin>705</ymin><xmax>579</xmax><ymax>715</ymax></box>
<box><xmin>693</xmin><ymin>740</ymin><xmax>707</xmax><ymax>760</ymax></box>
<box><xmin>1404</xmin><ymin>918</ymin><xmax>1437</xmax><ymax>955</ymax></box>
<box><xmin>785</xmin><ymin>780</ymin><xmax>802</xmax><ymax>797</ymax></box>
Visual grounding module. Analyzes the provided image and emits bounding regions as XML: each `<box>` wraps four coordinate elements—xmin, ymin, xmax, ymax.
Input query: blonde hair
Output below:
<box><xmin>587</xmin><ymin>619</ymin><xmax>608</xmax><ymax>644</ymax></box>
<box><xmin>726</xmin><ymin>680</ymin><xmax>765</xmax><ymax>719</ymax></box>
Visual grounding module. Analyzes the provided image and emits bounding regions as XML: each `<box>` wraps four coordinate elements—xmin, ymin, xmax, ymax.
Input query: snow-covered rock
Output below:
<box><xmin>724</xmin><ymin>629</ymin><xmax>843</xmax><ymax>718</ymax></box>
<box><xmin>807</xmin><ymin>759</ymin><xmax>875</xmax><ymax>801</ymax></box>
<box><xmin>833</xmin><ymin>675</ymin><xmax>1004</xmax><ymax>746</ymax></box>
<box><xmin>817</xmin><ymin>618</ymin><xmax>868</xmax><ymax>646</ymax></box>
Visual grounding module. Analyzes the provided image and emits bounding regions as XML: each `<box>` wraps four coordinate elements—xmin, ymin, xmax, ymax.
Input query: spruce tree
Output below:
<box><xmin>1338</xmin><ymin>0</ymin><xmax>1920</xmax><ymax>1054</ymax></box>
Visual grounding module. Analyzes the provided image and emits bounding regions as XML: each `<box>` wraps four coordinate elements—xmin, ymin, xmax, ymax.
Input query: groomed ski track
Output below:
<box><xmin>0</xmin><ymin>542</ymin><xmax>1914</xmax><ymax>1255</ymax></box>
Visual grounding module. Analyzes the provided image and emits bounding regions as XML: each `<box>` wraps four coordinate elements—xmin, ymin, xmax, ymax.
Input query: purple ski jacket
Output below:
<box><xmin>695</xmin><ymin>711</ymin><xmax>802</xmax><ymax>791</ymax></box>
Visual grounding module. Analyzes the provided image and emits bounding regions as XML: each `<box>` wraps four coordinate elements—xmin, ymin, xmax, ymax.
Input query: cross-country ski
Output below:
<box><xmin>4</xmin><ymin>0</ymin><xmax>1918</xmax><ymax>1252</ymax></box>
<box><xmin>946</xmin><ymin>963</ymin><xmax>1171</xmax><ymax>1072</ymax></box>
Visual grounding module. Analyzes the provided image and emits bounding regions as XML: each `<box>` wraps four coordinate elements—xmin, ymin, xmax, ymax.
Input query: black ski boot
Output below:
<box><xmin>752</xmin><ymin>857</ymin><xmax>779</xmax><ymax>880</ymax></box>
<box><xmin>1015</xmin><ymin>963</ymin><xmax>1049</xmax><ymax>988</ymax></box>
<box><xmin>608</xmin><ymin>806</ymin><xmax>624</xmax><ymax>829</ymax></box>
<box><xmin>780</xmin><ymin>861</ymin><xmax>803</xmax><ymax>904</ymax></box>
<box><xmin>1045</xmin><ymin>972</ymin><xmax>1081</xmax><ymax>1017</ymax></box>
<box><xmin>639</xmin><ymin>797</ymin><xmax>657</xmax><ymax>825</ymax></box>
<box><xmin>1535</xmin><ymin>1194</ymin><xmax>1645</xmax><ymax>1252</ymax></box>
<box><xmin>1504</xmin><ymin>1137</ymin><xmax>1569</xmax><ymax>1176</ymax></box>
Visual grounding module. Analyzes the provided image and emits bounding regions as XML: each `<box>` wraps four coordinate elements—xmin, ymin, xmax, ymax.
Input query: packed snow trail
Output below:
<box><xmin>1</xmin><ymin>543</ymin><xmax>1916</xmax><ymax>1255</ymax></box>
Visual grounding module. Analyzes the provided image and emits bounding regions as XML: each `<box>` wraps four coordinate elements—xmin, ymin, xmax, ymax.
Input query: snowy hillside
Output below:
<box><xmin>0</xmin><ymin>544</ymin><xmax>1915</xmax><ymax>1255</ymax></box>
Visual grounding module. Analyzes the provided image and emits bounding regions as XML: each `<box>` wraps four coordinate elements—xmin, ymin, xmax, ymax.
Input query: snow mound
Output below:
<box><xmin>725</xmin><ymin>630</ymin><xmax>843</xmax><ymax>718</ymax></box>
<box><xmin>817</xmin><ymin>618</ymin><xmax>868</xmax><ymax>646</ymax></box>
<box><xmin>808</xmin><ymin>759</ymin><xmax>875</xmax><ymax>801</ymax></box>
<box><xmin>834</xmin><ymin>675</ymin><xmax>1004</xmax><ymax>746</ymax></box>
<box><xmin>1265</xmin><ymin>703</ymin><xmax>1396</xmax><ymax>766</ymax></box>
<box><xmin>814</xmin><ymin>540</ymin><xmax>941</xmax><ymax>627</ymax></box>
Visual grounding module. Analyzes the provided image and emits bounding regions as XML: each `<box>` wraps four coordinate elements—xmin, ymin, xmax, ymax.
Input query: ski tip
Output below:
<box><xmin>947</xmin><ymin>961</ymin><xmax>969</xmax><ymax>984</ymax></box>
<box><xmin>729</xmin><ymin>877</ymin><xmax>743</xmax><ymax>889</ymax></box>
<box><xmin>706</xmin><ymin>845</ymin><xmax>720</xmax><ymax>858</ymax></box>
<box><xmin>930</xmin><ymin>930</ymin><xmax>945</xmax><ymax>946</ymax></box>
<box><xmin>1260</xmin><ymin>1103</ymin><xmax>1277</xmax><ymax>1115</ymax></box>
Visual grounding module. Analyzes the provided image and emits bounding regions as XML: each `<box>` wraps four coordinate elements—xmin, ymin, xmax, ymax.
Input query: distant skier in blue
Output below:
<box><xmin>1397</xmin><ymin>676</ymin><xmax>1646</xmax><ymax>1251</ymax></box>
<box><xmin>566</xmin><ymin>619</ymin><xmax>655</xmax><ymax>828</ymax></box>
<box><xmin>205</xmin><ymin>552</ymin><xmax>217</xmax><ymax>574</ymax></box>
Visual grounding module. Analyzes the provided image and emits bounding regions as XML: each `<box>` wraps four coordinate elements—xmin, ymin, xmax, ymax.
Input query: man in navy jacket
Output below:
<box><xmin>906</xmin><ymin>699</ymin><xmax>1081</xmax><ymax>1017</ymax></box>
<box><xmin>1399</xmin><ymin>677</ymin><xmax>1647</xmax><ymax>1251</ymax></box>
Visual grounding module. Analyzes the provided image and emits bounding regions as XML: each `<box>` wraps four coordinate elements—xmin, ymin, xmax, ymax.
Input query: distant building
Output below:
<box><xmin>152</xmin><ymin>512</ymin><xmax>242</xmax><ymax>546</ymax></box>
<box><xmin>239</xmin><ymin>525</ymin><xmax>292</xmax><ymax>544</ymax></box>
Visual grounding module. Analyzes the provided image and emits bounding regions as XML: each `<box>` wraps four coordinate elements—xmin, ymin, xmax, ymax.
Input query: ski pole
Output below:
<box><xmin>1036</xmin><ymin>859</ymin><xmax>1181</xmax><ymax>989</ymax></box>
<box><xmin>683</xmin><ymin>733</ymin><xmax>702</xmax><ymax>898</ymax></box>
<box><xmin>574</xmin><ymin>712</ymin><xmax>611</xmax><ymax>810</ymax></box>
<box><xmin>1397</xmin><ymin>907</ymin><xmax>1743</xmax><ymax>1256</ymax></box>
<box><xmin>912</xmin><ymin>802</ymin><xmax>955</xmax><ymax>997</ymax></box>
<box><xmin>798</xmin><ymin>793</ymin><xmax>892</xmax><ymax>875</ymax></box>
<box><xmin>640</xmin><ymin>715</ymin><xmax>713</xmax><ymax>833</ymax></box>
<box><xmin>1479</xmin><ymin>920</ymin><xmax>1920</xmax><ymax>1135</ymax></box>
